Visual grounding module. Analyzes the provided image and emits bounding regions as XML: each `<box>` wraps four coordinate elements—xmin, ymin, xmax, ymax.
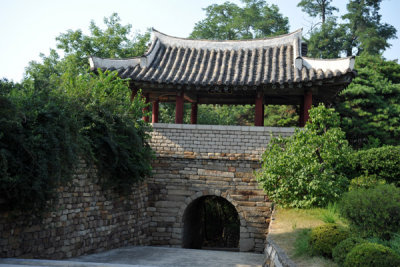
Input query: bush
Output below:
<box><xmin>344</xmin><ymin>242</ymin><xmax>400</xmax><ymax>267</ymax></box>
<box><xmin>0</xmin><ymin>91</ymin><xmax>81</xmax><ymax>213</ymax></box>
<box><xmin>332</xmin><ymin>237</ymin><xmax>367</xmax><ymax>266</ymax></box>
<box><xmin>309</xmin><ymin>224</ymin><xmax>350</xmax><ymax>258</ymax></box>
<box><xmin>352</xmin><ymin>146</ymin><xmax>400</xmax><ymax>186</ymax></box>
<box><xmin>0</xmin><ymin>71</ymin><xmax>153</xmax><ymax>213</ymax></box>
<box><xmin>256</xmin><ymin>104</ymin><xmax>353</xmax><ymax>208</ymax></box>
<box><xmin>349</xmin><ymin>174</ymin><xmax>386</xmax><ymax>191</ymax></box>
<box><xmin>339</xmin><ymin>184</ymin><xmax>400</xmax><ymax>239</ymax></box>
<box><xmin>368</xmin><ymin>232</ymin><xmax>400</xmax><ymax>257</ymax></box>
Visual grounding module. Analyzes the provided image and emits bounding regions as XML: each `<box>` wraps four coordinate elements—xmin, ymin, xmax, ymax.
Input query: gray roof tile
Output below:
<box><xmin>89</xmin><ymin>29</ymin><xmax>355</xmax><ymax>89</ymax></box>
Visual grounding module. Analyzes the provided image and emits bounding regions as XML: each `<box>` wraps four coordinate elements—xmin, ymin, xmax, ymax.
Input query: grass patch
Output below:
<box><xmin>269</xmin><ymin>206</ymin><xmax>347</xmax><ymax>267</ymax></box>
<box><xmin>294</xmin><ymin>228</ymin><xmax>312</xmax><ymax>256</ymax></box>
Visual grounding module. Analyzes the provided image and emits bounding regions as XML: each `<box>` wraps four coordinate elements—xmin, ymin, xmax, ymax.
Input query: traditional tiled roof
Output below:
<box><xmin>90</xmin><ymin>29</ymin><xmax>355</xmax><ymax>90</ymax></box>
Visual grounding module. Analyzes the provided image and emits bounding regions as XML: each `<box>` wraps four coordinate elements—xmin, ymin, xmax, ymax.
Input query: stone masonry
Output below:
<box><xmin>147</xmin><ymin>123</ymin><xmax>294</xmax><ymax>252</ymax></box>
<box><xmin>0</xmin><ymin>123</ymin><xmax>295</xmax><ymax>258</ymax></box>
<box><xmin>0</xmin><ymin>161</ymin><xmax>150</xmax><ymax>259</ymax></box>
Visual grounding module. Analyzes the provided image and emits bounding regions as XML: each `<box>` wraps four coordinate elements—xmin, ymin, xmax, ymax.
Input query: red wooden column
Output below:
<box><xmin>175</xmin><ymin>92</ymin><xmax>184</xmax><ymax>124</ymax></box>
<box><xmin>302</xmin><ymin>90</ymin><xmax>313</xmax><ymax>126</ymax></box>
<box><xmin>130</xmin><ymin>88</ymin><xmax>138</xmax><ymax>102</ymax></box>
<box><xmin>255</xmin><ymin>91</ymin><xmax>264</xmax><ymax>126</ymax></box>
<box><xmin>142</xmin><ymin>93</ymin><xmax>150</xmax><ymax>122</ymax></box>
<box><xmin>299</xmin><ymin>102</ymin><xmax>305</xmax><ymax>127</ymax></box>
<box><xmin>191</xmin><ymin>102</ymin><xmax>198</xmax><ymax>124</ymax></box>
<box><xmin>152</xmin><ymin>100</ymin><xmax>159</xmax><ymax>123</ymax></box>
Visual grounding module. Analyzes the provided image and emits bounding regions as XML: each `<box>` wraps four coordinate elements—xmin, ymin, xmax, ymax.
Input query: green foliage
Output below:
<box><xmin>297</xmin><ymin>0</ymin><xmax>338</xmax><ymax>24</ymax></box>
<box><xmin>0</xmin><ymin>85</ymin><xmax>81</xmax><ymax>213</ymax></box>
<box><xmin>349</xmin><ymin>174</ymin><xmax>386</xmax><ymax>191</ymax></box>
<box><xmin>368</xmin><ymin>233</ymin><xmax>400</xmax><ymax>258</ymax></box>
<box><xmin>309</xmin><ymin>224</ymin><xmax>350</xmax><ymax>258</ymax></box>
<box><xmin>61</xmin><ymin>70</ymin><xmax>153</xmax><ymax>192</ymax></box>
<box><xmin>0</xmin><ymin>14</ymin><xmax>153</xmax><ymax>213</ymax></box>
<box><xmin>339</xmin><ymin>184</ymin><xmax>400</xmax><ymax>239</ymax></box>
<box><xmin>344</xmin><ymin>242</ymin><xmax>400</xmax><ymax>267</ymax></box>
<box><xmin>351</xmin><ymin>146</ymin><xmax>400</xmax><ymax>186</ymax></box>
<box><xmin>319</xmin><ymin>202</ymin><xmax>340</xmax><ymax>224</ymax></box>
<box><xmin>56</xmin><ymin>13</ymin><xmax>150</xmax><ymax>70</ymax></box>
<box><xmin>24</xmin><ymin>13</ymin><xmax>150</xmax><ymax>86</ymax></box>
<box><xmin>306</xmin><ymin>19</ymin><xmax>346</xmax><ymax>58</ymax></box>
<box><xmin>332</xmin><ymin>237</ymin><xmax>367</xmax><ymax>266</ymax></box>
<box><xmin>158</xmin><ymin>104</ymin><xmax>298</xmax><ymax>127</ymax></box>
<box><xmin>256</xmin><ymin>104</ymin><xmax>352</xmax><ymax>208</ymax></box>
<box><xmin>190</xmin><ymin>0</ymin><xmax>289</xmax><ymax>40</ymax></box>
<box><xmin>335</xmin><ymin>54</ymin><xmax>400</xmax><ymax>148</ymax></box>
<box><xmin>342</xmin><ymin>0</ymin><xmax>397</xmax><ymax>56</ymax></box>
<box><xmin>263</xmin><ymin>105</ymin><xmax>298</xmax><ymax>127</ymax></box>
<box><xmin>294</xmin><ymin>228</ymin><xmax>313</xmax><ymax>256</ymax></box>
<box><xmin>0</xmin><ymin>70</ymin><xmax>153</xmax><ymax>213</ymax></box>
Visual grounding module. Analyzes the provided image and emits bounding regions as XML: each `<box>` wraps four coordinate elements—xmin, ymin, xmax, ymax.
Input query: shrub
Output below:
<box><xmin>309</xmin><ymin>223</ymin><xmax>350</xmax><ymax>258</ymax></box>
<box><xmin>332</xmin><ymin>237</ymin><xmax>367</xmax><ymax>266</ymax></box>
<box><xmin>352</xmin><ymin>146</ymin><xmax>400</xmax><ymax>186</ymax></box>
<box><xmin>349</xmin><ymin>174</ymin><xmax>386</xmax><ymax>191</ymax></box>
<box><xmin>256</xmin><ymin>105</ymin><xmax>353</xmax><ymax>208</ymax></box>
<box><xmin>0</xmin><ymin>71</ymin><xmax>153</xmax><ymax>213</ymax></box>
<box><xmin>0</xmin><ymin>91</ymin><xmax>81</xmax><ymax>213</ymax></box>
<box><xmin>368</xmin><ymin>232</ymin><xmax>400</xmax><ymax>257</ymax></box>
<box><xmin>339</xmin><ymin>184</ymin><xmax>400</xmax><ymax>239</ymax></box>
<box><xmin>344</xmin><ymin>243</ymin><xmax>400</xmax><ymax>267</ymax></box>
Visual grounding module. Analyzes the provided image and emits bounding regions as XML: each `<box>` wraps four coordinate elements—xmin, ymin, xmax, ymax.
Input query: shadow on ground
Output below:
<box><xmin>0</xmin><ymin>246</ymin><xmax>264</xmax><ymax>267</ymax></box>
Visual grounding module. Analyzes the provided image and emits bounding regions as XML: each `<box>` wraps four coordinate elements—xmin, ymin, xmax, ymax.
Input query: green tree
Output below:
<box><xmin>0</xmin><ymin>14</ymin><xmax>154</xmax><ymax>213</ymax></box>
<box><xmin>342</xmin><ymin>0</ymin><xmax>397</xmax><ymax>56</ymax></box>
<box><xmin>335</xmin><ymin>54</ymin><xmax>400</xmax><ymax>148</ymax></box>
<box><xmin>189</xmin><ymin>0</ymin><xmax>294</xmax><ymax>126</ymax></box>
<box><xmin>306</xmin><ymin>18</ymin><xmax>346</xmax><ymax>58</ymax></box>
<box><xmin>256</xmin><ymin>105</ymin><xmax>353</xmax><ymax>208</ymax></box>
<box><xmin>24</xmin><ymin>13</ymin><xmax>150</xmax><ymax>88</ymax></box>
<box><xmin>297</xmin><ymin>0</ymin><xmax>338</xmax><ymax>25</ymax></box>
<box><xmin>190</xmin><ymin>0</ymin><xmax>289</xmax><ymax>40</ymax></box>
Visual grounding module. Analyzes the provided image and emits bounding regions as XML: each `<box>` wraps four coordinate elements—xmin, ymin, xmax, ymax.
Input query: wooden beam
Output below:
<box><xmin>184</xmin><ymin>92</ymin><xmax>198</xmax><ymax>103</ymax></box>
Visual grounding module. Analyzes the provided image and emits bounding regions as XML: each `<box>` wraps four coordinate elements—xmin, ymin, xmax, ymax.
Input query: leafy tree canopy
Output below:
<box><xmin>335</xmin><ymin>53</ymin><xmax>400</xmax><ymax>148</ymax></box>
<box><xmin>306</xmin><ymin>18</ymin><xmax>346</xmax><ymax>58</ymax></box>
<box><xmin>190</xmin><ymin>0</ymin><xmax>289</xmax><ymax>40</ymax></box>
<box><xmin>0</xmin><ymin>14</ymin><xmax>153</xmax><ymax>214</ymax></box>
<box><xmin>297</xmin><ymin>0</ymin><xmax>338</xmax><ymax>24</ymax></box>
<box><xmin>256</xmin><ymin>105</ymin><xmax>353</xmax><ymax>208</ymax></box>
<box><xmin>342</xmin><ymin>0</ymin><xmax>397</xmax><ymax>56</ymax></box>
<box><xmin>24</xmin><ymin>13</ymin><xmax>150</xmax><ymax>88</ymax></box>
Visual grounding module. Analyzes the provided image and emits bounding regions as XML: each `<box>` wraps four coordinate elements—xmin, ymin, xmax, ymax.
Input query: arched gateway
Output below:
<box><xmin>90</xmin><ymin>29</ymin><xmax>355</xmax><ymax>252</ymax></box>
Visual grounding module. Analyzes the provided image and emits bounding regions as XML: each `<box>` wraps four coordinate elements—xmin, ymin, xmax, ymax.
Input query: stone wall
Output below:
<box><xmin>0</xmin><ymin>123</ymin><xmax>295</xmax><ymax>258</ymax></box>
<box><xmin>147</xmin><ymin>123</ymin><xmax>294</xmax><ymax>252</ymax></box>
<box><xmin>0</xmin><ymin>160</ymin><xmax>150</xmax><ymax>259</ymax></box>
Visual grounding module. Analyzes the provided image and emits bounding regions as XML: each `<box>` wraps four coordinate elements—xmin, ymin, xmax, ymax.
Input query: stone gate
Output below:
<box><xmin>146</xmin><ymin>123</ymin><xmax>294</xmax><ymax>252</ymax></box>
<box><xmin>0</xmin><ymin>123</ymin><xmax>294</xmax><ymax>258</ymax></box>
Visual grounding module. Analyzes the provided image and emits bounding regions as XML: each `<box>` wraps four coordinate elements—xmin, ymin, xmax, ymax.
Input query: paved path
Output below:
<box><xmin>0</xmin><ymin>246</ymin><xmax>264</xmax><ymax>267</ymax></box>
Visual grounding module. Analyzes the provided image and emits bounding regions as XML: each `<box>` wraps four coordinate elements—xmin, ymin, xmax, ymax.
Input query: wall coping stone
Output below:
<box><xmin>152</xmin><ymin>123</ymin><xmax>296</xmax><ymax>133</ymax></box>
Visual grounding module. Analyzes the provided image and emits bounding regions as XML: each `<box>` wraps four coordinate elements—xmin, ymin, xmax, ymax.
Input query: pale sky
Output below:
<box><xmin>1</xmin><ymin>0</ymin><xmax>399</xmax><ymax>82</ymax></box>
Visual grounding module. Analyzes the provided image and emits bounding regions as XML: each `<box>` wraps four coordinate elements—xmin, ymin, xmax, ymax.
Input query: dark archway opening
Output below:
<box><xmin>182</xmin><ymin>195</ymin><xmax>240</xmax><ymax>251</ymax></box>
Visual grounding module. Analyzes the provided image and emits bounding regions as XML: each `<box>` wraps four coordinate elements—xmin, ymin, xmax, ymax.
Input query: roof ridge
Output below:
<box><xmin>151</xmin><ymin>28</ymin><xmax>303</xmax><ymax>43</ymax></box>
<box><xmin>151</xmin><ymin>28</ymin><xmax>303</xmax><ymax>53</ymax></box>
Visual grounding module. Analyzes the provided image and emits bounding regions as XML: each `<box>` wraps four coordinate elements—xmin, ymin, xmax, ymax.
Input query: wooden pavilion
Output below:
<box><xmin>90</xmin><ymin>29</ymin><xmax>355</xmax><ymax>126</ymax></box>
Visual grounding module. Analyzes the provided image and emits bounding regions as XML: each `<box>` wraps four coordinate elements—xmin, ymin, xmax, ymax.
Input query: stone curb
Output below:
<box><xmin>263</xmin><ymin>208</ymin><xmax>297</xmax><ymax>267</ymax></box>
